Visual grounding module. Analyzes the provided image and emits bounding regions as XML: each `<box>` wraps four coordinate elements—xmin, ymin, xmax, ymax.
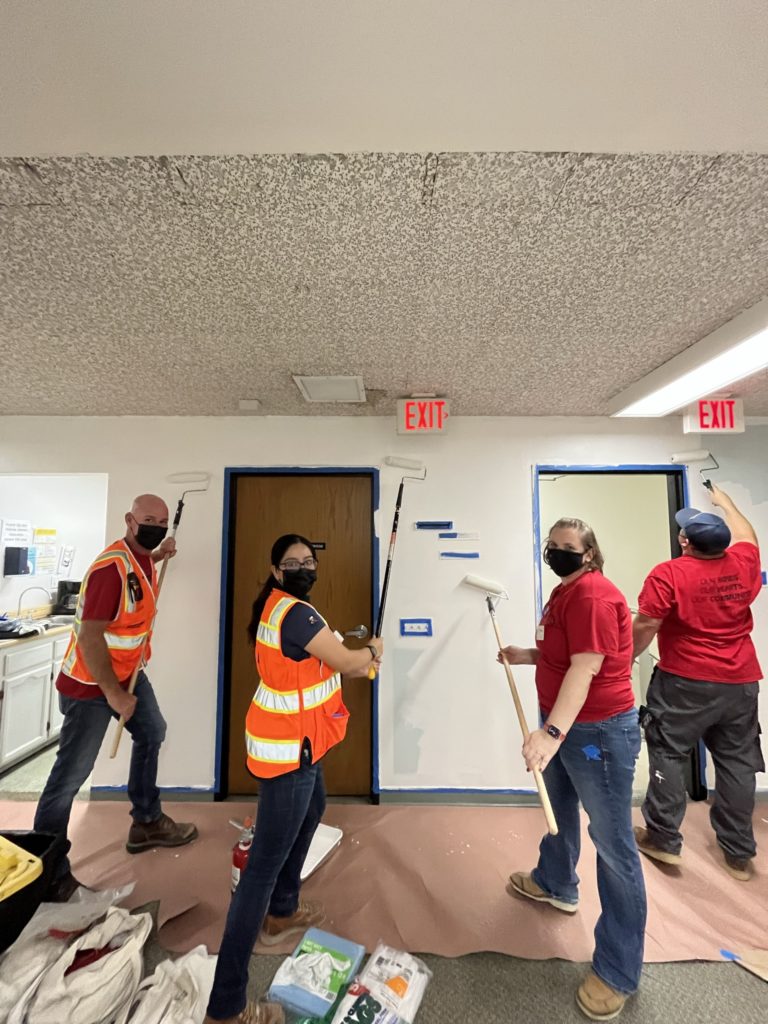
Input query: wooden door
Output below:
<box><xmin>226</xmin><ymin>473</ymin><xmax>373</xmax><ymax>796</ymax></box>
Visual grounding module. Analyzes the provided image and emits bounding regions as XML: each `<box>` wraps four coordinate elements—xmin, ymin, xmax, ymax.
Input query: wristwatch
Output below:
<box><xmin>544</xmin><ymin>722</ymin><xmax>566</xmax><ymax>742</ymax></box>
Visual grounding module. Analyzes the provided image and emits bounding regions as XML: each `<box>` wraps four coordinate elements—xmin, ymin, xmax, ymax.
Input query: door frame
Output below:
<box><xmin>532</xmin><ymin>462</ymin><xmax>707</xmax><ymax>798</ymax></box>
<box><xmin>214</xmin><ymin>467</ymin><xmax>381</xmax><ymax>799</ymax></box>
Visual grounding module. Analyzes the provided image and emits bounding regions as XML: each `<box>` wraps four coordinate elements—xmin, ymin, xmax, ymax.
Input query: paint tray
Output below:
<box><xmin>301</xmin><ymin>823</ymin><xmax>343</xmax><ymax>881</ymax></box>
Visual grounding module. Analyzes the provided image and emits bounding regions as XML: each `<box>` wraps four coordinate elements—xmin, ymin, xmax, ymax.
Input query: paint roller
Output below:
<box><xmin>368</xmin><ymin>457</ymin><xmax>427</xmax><ymax>680</ymax></box>
<box><xmin>461</xmin><ymin>574</ymin><xmax>558</xmax><ymax>836</ymax></box>
<box><xmin>109</xmin><ymin>472</ymin><xmax>212</xmax><ymax>758</ymax></box>
<box><xmin>670</xmin><ymin>450</ymin><xmax>719</xmax><ymax>490</ymax></box>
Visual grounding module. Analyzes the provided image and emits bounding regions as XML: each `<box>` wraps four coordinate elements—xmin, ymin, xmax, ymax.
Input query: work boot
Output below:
<box><xmin>203</xmin><ymin>1001</ymin><xmax>285</xmax><ymax>1024</ymax></box>
<box><xmin>722</xmin><ymin>852</ymin><xmax>754</xmax><ymax>882</ymax></box>
<box><xmin>633</xmin><ymin>826</ymin><xmax>682</xmax><ymax>866</ymax></box>
<box><xmin>260</xmin><ymin>899</ymin><xmax>326</xmax><ymax>946</ymax></box>
<box><xmin>46</xmin><ymin>870</ymin><xmax>88</xmax><ymax>903</ymax></box>
<box><xmin>507</xmin><ymin>871</ymin><xmax>578</xmax><ymax>913</ymax></box>
<box><xmin>576</xmin><ymin>970</ymin><xmax>628</xmax><ymax>1021</ymax></box>
<box><xmin>126</xmin><ymin>812</ymin><xmax>198</xmax><ymax>854</ymax></box>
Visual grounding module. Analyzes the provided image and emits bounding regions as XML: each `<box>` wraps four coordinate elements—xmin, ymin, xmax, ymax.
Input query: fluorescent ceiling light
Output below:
<box><xmin>293</xmin><ymin>375</ymin><xmax>366</xmax><ymax>403</ymax></box>
<box><xmin>610</xmin><ymin>299</ymin><xmax>768</xmax><ymax>418</ymax></box>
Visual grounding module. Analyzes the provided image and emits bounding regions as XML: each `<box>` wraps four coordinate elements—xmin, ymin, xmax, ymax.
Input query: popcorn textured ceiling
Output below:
<box><xmin>1</xmin><ymin>151</ymin><xmax>767</xmax><ymax>417</ymax></box>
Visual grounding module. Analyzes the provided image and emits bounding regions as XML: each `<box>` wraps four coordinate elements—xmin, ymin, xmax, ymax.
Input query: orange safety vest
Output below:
<box><xmin>62</xmin><ymin>539</ymin><xmax>158</xmax><ymax>686</ymax></box>
<box><xmin>245</xmin><ymin>589</ymin><xmax>350</xmax><ymax>779</ymax></box>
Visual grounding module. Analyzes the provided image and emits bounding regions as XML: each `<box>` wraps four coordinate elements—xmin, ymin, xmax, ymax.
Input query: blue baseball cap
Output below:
<box><xmin>675</xmin><ymin>508</ymin><xmax>731</xmax><ymax>553</ymax></box>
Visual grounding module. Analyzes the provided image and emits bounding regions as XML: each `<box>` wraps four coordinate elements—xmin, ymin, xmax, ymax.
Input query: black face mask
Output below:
<box><xmin>134</xmin><ymin>523</ymin><xmax>168</xmax><ymax>551</ymax></box>
<box><xmin>546</xmin><ymin>548</ymin><xmax>586</xmax><ymax>578</ymax></box>
<box><xmin>280</xmin><ymin>569</ymin><xmax>317</xmax><ymax>599</ymax></box>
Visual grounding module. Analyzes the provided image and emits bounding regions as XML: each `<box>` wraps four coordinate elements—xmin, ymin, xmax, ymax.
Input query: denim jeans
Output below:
<box><xmin>531</xmin><ymin>709</ymin><xmax>647</xmax><ymax>994</ymax></box>
<box><xmin>33</xmin><ymin>672</ymin><xmax>166</xmax><ymax>878</ymax></box>
<box><xmin>206</xmin><ymin>749</ymin><xmax>327</xmax><ymax>1021</ymax></box>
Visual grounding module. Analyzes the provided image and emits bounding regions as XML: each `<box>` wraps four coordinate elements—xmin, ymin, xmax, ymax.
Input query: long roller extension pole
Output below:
<box><xmin>485</xmin><ymin>596</ymin><xmax>558</xmax><ymax>836</ymax></box>
<box><xmin>368</xmin><ymin>479</ymin><xmax>405</xmax><ymax>680</ymax></box>
<box><xmin>109</xmin><ymin>495</ymin><xmax>186</xmax><ymax>758</ymax></box>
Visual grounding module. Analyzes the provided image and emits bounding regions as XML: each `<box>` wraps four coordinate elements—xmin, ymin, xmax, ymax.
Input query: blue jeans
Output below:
<box><xmin>531</xmin><ymin>710</ymin><xmax>647</xmax><ymax>994</ymax></box>
<box><xmin>206</xmin><ymin>749</ymin><xmax>326</xmax><ymax>1020</ymax></box>
<box><xmin>34</xmin><ymin>672</ymin><xmax>166</xmax><ymax>878</ymax></box>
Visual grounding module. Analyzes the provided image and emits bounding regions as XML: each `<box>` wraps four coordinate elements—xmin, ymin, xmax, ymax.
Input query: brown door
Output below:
<box><xmin>226</xmin><ymin>473</ymin><xmax>374</xmax><ymax>796</ymax></box>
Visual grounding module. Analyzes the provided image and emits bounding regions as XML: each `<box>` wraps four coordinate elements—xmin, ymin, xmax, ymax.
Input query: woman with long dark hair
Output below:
<box><xmin>205</xmin><ymin>534</ymin><xmax>383</xmax><ymax>1024</ymax></box>
<box><xmin>500</xmin><ymin>518</ymin><xmax>646</xmax><ymax>1022</ymax></box>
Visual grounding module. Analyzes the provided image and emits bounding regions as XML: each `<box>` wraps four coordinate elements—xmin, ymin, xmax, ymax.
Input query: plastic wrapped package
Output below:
<box><xmin>343</xmin><ymin>943</ymin><xmax>431</xmax><ymax>1024</ymax></box>
<box><xmin>268</xmin><ymin>929</ymin><xmax>365</xmax><ymax>1020</ymax></box>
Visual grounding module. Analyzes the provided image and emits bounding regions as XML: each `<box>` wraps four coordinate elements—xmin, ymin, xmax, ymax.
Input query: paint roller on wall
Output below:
<box><xmin>461</xmin><ymin>574</ymin><xmax>558</xmax><ymax>836</ymax></box>
<box><xmin>368</xmin><ymin>457</ymin><xmax>427</xmax><ymax>680</ymax></box>
<box><xmin>670</xmin><ymin>450</ymin><xmax>719</xmax><ymax>491</ymax></box>
<box><xmin>109</xmin><ymin>471</ymin><xmax>212</xmax><ymax>758</ymax></box>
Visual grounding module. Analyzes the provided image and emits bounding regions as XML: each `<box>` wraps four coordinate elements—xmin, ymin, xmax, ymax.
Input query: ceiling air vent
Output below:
<box><xmin>292</xmin><ymin>375</ymin><xmax>367</xmax><ymax>403</ymax></box>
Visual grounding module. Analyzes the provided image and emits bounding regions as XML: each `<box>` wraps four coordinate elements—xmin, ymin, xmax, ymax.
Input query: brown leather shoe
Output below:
<box><xmin>46</xmin><ymin>870</ymin><xmax>88</xmax><ymax>903</ymax></box>
<box><xmin>576</xmin><ymin>970</ymin><xmax>628</xmax><ymax>1020</ymax></box>
<box><xmin>723</xmin><ymin>852</ymin><xmax>754</xmax><ymax>882</ymax></box>
<box><xmin>203</xmin><ymin>1001</ymin><xmax>285</xmax><ymax>1024</ymax></box>
<box><xmin>260</xmin><ymin>899</ymin><xmax>326</xmax><ymax>946</ymax></box>
<box><xmin>507</xmin><ymin>871</ymin><xmax>578</xmax><ymax>913</ymax></box>
<box><xmin>126</xmin><ymin>812</ymin><xmax>198</xmax><ymax>854</ymax></box>
<box><xmin>633</xmin><ymin>826</ymin><xmax>682</xmax><ymax>866</ymax></box>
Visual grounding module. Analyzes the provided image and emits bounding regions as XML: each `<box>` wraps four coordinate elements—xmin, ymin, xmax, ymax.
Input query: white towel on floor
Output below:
<box><xmin>124</xmin><ymin>946</ymin><xmax>217</xmax><ymax>1024</ymax></box>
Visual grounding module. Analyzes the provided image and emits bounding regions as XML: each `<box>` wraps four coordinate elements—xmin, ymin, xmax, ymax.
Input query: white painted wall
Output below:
<box><xmin>0</xmin><ymin>416</ymin><xmax>764</xmax><ymax>795</ymax></box>
<box><xmin>0</xmin><ymin>474</ymin><xmax>107</xmax><ymax>616</ymax></box>
<box><xmin>2</xmin><ymin>1</ymin><xmax>767</xmax><ymax>155</ymax></box>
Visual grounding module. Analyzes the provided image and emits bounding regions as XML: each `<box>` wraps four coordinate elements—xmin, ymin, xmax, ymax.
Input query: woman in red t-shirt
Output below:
<box><xmin>499</xmin><ymin>517</ymin><xmax>646</xmax><ymax>1021</ymax></box>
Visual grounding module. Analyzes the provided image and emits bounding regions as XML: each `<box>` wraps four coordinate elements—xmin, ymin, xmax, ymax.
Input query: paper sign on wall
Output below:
<box><xmin>33</xmin><ymin>528</ymin><xmax>58</xmax><ymax>573</ymax></box>
<box><xmin>1</xmin><ymin>520</ymin><xmax>32</xmax><ymax>545</ymax></box>
<box><xmin>58</xmin><ymin>545</ymin><xmax>76</xmax><ymax>575</ymax></box>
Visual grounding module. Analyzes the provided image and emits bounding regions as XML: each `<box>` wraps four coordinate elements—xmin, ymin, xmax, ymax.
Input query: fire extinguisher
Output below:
<box><xmin>230</xmin><ymin>816</ymin><xmax>254</xmax><ymax>893</ymax></box>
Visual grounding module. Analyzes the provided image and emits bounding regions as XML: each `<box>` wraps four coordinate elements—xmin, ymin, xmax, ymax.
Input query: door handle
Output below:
<box><xmin>344</xmin><ymin>624</ymin><xmax>369</xmax><ymax>640</ymax></box>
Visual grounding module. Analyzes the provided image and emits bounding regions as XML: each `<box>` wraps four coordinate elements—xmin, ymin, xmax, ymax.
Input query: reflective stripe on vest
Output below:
<box><xmin>245</xmin><ymin>734</ymin><xmax>301</xmax><ymax>765</ymax></box>
<box><xmin>256</xmin><ymin>596</ymin><xmax>296</xmax><ymax>649</ymax></box>
<box><xmin>302</xmin><ymin>674</ymin><xmax>341</xmax><ymax>710</ymax></box>
<box><xmin>252</xmin><ymin>682</ymin><xmax>301</xmax><ymax>714</ymax></box>
<box><xmin>103</xmin><ymin>631</ymin><xmax>148</xmax><ymax>651</ymax></box>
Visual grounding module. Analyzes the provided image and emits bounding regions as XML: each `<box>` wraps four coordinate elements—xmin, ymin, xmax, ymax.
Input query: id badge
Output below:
<box><xmin>536</xmin><ymin>624</ymin><xmax>545</xmax><ymax>642</ymax></box>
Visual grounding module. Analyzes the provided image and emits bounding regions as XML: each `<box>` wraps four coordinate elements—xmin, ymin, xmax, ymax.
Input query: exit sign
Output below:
<box><xmin>683</xmin><ymin>398</ymin><xmax>745</xmax><ymax>434</ymax></box>
<box><xmin>396</xmin><ymin>398</ymin><xmax>449</xmax><ymax>434</ymax></box>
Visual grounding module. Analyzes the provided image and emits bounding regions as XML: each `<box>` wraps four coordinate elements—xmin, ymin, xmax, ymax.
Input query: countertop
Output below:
<box><xmin>0</xmin><ymin>625</ymin><xmax>72</xmax><ymax>650</ymax></box>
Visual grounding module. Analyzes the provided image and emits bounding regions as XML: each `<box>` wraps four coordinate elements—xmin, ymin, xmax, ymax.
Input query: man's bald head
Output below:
<box><xmin>130</xmin><ymin>494</ymin><xmax>169</xmax><ymax>523</ymax></box>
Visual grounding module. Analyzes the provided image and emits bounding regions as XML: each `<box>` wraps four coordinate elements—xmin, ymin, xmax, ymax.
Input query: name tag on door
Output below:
<box><xmin>536</xmin><ymin>625</ymin><xmax>545</xmax><ymax>641</ymax></box>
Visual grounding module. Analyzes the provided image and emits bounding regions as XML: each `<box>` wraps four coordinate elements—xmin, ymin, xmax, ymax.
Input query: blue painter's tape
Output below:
<box><xmin>762</xmin><ymin>570</ymin><xmax>767</xmax><ymax>586</ymax></box>
<box><xmin>439</xmin><ymin>532</ymin><xmax>459</xmax><ymax>539</ymax></box>
<box><xmin>720</xmin><ymin>949</ymin><xmax>741</xmax><ymax>961</ymax></box>
<box><xmin>415</xmin><ymin>521</ymin><xmax>454</xmax><ymax>530</ymax></box>
<box><xmin>581</xmin><ymin>744</ymin><xmax>602</xmax><ymax>761</ymax></box>
<box><xmin>400</xmin><ymin>618</ymin><xmax>433</xmax><ymax>637</ymax></box>
<box><xmin>439</xmin><ymin>551</ymin><xmax>480</xmax><ymax>559</ymax></box>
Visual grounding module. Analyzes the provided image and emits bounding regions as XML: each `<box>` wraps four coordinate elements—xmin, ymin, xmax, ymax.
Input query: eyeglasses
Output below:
<box><xmin>279</xmin><ymin>558</ymin><xmax>318</xmax><ymax>571</ymax></box>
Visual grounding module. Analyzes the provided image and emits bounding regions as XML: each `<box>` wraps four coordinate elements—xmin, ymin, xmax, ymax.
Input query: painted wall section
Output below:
<box><xmin>0</xmin><ymin>416</ymin><xmax>763</xmax><ymax>794</ymax></box>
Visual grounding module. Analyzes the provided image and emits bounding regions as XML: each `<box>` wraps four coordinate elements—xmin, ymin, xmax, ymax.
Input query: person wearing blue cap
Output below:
<box><xmin>632</xmin><ymin>484</ymin><xmax>763</xmax><ymax>882</ymax></box>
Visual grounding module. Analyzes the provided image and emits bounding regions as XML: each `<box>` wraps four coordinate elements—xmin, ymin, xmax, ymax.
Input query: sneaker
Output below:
<box><xmin>126</xmin><ymin>813</ymin><xmax>198</xmax><ymax>854</ymax></box>
<box><xmin>722</xmin><ymin>852</ymin><xmax>754</xmax><ymax>882</ymax></box>
<box><xmin>260</xmin><ymin>899</ymin><xmax>326</xmax><ymax>946</ymax></box>
<box><xmin>507</xmin><ymin>871</ymin><xmax>578</xmax><ymax>914</ymax></box>
<box><xmin>576</xmin><ymin>971</ymin><xmax>627</xmax><ymax>1021</ymax></box>
<box><xmin>203</xmin><ymin>1001</ymin><xmax>285</xmax><ymax>1024</ymax></box>
<box><xmin>46</xmin><ymin>870</ymin><xmax>87</xmax><ymax>903</ymax></box>
<box><xmin>633</xmin><ymin>826</ymin><xmax>682</xmax><ymax>866</ymax></box>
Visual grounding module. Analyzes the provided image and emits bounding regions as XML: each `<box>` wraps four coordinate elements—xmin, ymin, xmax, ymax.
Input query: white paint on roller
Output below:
<box><xmin>461</xmin><ymin>574</ymin><xmax>507</xmax><ymax>597</ymax></box>
<box><xmin>670</xmin><ymin>450</ymin><xmax>712</xmax><ymax>463</ymax></box>
<box><xmin>166</xmin><ymin>472</ymin><xmax>212</xmax><ymax>484</ymax></box>
<box><xmin>383</xmin><ymin>456</ymin><xmax>425</xmax><ymax>471</ymax></box>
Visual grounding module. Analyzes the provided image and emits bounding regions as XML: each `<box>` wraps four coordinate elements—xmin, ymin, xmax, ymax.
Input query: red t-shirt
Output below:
<box><xmin>535</xmin><ymin>571</ymin><xmax>635</xmax><ymax>723</ymax></box>
<box><xmin>638</xmin><ymin>541</ymin><xmax>762</xmax><ymax>683</ymax></box>
<box><xmin>57</xmin><ymin>551</ymin><xmax>155</xmax><ymax>700</ymax></box>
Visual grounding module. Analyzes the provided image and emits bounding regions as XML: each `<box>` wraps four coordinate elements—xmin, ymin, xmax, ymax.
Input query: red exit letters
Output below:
<box><xmin>698</xmin><ymin>398</ymin><xmax>737</xmax><ymax>430</ymax></box>
<box><xmin>397</xmin><ymin>398</ymin><xmax>449</xmax><ymax>434</ymax></box>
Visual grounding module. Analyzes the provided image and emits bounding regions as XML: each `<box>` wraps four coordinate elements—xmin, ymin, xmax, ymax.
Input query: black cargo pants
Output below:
<box><xmin>641</xmin><ymin>668</ymin><xmax>764</xmax><ymax>861</ymax></box>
